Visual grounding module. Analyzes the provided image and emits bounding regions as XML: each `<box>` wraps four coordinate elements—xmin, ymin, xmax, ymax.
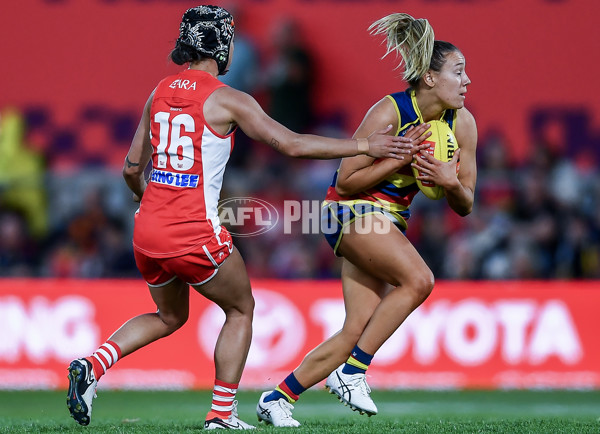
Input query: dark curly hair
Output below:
<box><xmin>170</xmin><ymin>41</ymin><xmax>204</xmax><ymax>66</ymax></box>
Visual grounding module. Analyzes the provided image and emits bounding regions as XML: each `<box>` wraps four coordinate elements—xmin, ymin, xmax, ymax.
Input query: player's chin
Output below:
<box><xmin>449</xmin><ymin>97</ymin><xmax>465</xmax><ymax>109</ymax></box>
<box><xmin>444</xmin><ymin>97</ymin><xmax>465</xmax><ymax>110</ymax></box>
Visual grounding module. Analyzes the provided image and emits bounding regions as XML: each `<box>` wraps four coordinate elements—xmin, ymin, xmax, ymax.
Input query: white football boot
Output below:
<box><xmin>66</xmin><ymin>358</ymin><xmax>98</xmax><ymax>426</ymax></box>
<box><xmin>325</xmin><ymin>365</ymin><xmax>378</xmax><ymax>416</ymax></box>
<box><xmin>256</xmin><ymin>391</ymin><xmax>301</xmax><ymax>427</ymax></box>
<box><xmin>204</xmin><ymin>400</ymin><xmax>256</xmax><ymax>430</ymax></box>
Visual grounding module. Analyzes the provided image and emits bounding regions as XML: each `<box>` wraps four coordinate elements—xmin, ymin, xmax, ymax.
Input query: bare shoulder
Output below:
<box><xmin>455</xmin><ymin>107</ymin><xmax>477</xmax><ymax>147</ymax></box>
<box><xmin>204</xmin><ymin>86</ymin><xmax>264</xmax><ymax>133</ymax></box>
<box><xmin>355</xmin><ymin>95</ymin><xmax>399</xmax><ymax>136</ymax></box>
<box><xmin>146</xmin><ymin>88</ymin><xmax>156</xmax><ymax>105</ymax></box>
<box><xmin>366</xmin><ymin>96</ymin><xmax>398</xmax><ymax>122</ymax></box>
<box><xmin>210</xmin><ymin>85</ymin><xmax>257</xmax><ymax>110</ymax></box>
<box><xmin>456</xmin><ymin>107</ymin><xmax>477</xmax><ymax>131</ymax></box>
<box><xmin>208</xmin><ymin>86</ymin><xmax>264</xmax><ymax>119</ymax></box>
<box><xmin>141</xmin><ymin>88</ymin><xmax>155</xmax><ymax>115</ymax></box>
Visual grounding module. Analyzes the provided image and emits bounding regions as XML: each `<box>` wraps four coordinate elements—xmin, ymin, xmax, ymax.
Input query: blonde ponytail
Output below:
<box><xmin>369</xmin><ymin>13</ymin><xmax>434</xmax><ymax>84</ymax></box>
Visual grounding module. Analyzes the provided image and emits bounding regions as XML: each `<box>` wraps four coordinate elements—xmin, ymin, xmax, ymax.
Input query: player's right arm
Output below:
<box><xmin>335</xmin><ymin>98</ymin><xmax>431</xmax><ymax>196</ymax></box>
<box><xmin>123</xmin><ymin>91</ymin><xmax>155</xmax><ymax>202</ymax></box>
<box><xmin>446</xmin><ymin>107</ymin><xmax>477</xmax><ymax>215</ymax></box>
<box><xmin>207</xmin><ymin>87</ymin><xmax>417</xmax><ymax>160</ymax></box>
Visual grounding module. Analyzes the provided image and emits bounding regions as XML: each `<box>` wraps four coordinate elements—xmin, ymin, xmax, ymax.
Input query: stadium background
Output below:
<box><xmin>1</xmin><ymin>0</ymin><xmax>599</xmax><ymax>391</ymax></box>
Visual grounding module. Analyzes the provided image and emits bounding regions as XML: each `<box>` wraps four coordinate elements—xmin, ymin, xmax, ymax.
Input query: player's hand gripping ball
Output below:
<box><xmin>412</xmin><ymin>120</ymin><xmax>458</xmax><ymax>200</ymax></box>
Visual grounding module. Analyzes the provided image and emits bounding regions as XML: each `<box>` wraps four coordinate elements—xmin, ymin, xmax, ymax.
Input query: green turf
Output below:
<box><xmin>0</xmin><ymin>389</ymin><xmax>599</xmax><ymax>433</ymax></box>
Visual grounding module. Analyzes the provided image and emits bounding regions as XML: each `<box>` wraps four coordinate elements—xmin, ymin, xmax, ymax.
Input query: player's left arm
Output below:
<box><xmin>413</xmin><ymin>107</ymin><xmax>477</xmax><ymax>216</ymax></box>
<box><xmin>446</xmin><ymin>107</ymin><xmax>477</xmax><ymax>216</ymax></box>
<box><xmin>123</xmin><ymin>91</ymin><xmax>155</xmax><ymax>202</ymax></box>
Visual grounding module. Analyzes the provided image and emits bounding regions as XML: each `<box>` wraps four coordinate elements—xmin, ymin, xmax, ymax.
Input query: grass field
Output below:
<box><xmin>1</xmin><ymin>389</ymin><xmax>599</xmax><ymax>433</ymax></box>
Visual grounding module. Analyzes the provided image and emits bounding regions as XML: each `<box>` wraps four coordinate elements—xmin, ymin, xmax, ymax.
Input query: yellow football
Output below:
<box><xmin>412</xmin><ymin>120</ymin><xmax>458</xmax><ymax>200</ymax></box>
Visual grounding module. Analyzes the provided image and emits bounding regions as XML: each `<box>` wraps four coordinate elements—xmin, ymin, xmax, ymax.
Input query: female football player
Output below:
<box><xmin>258</xmin><ymin>12</ymin><xmax>477</xmax><ymax>426</ymax></box>
<box><xmin>65</xmin><ymin>5</ymin><xmax>427</xmax><ymax>430</ymax></box>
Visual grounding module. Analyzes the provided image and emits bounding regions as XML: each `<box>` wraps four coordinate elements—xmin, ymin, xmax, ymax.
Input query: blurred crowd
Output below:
<box><xmin>1</xmin><ymin>16</ymin><xmax>599</xmax><ymax>281</ymax></box>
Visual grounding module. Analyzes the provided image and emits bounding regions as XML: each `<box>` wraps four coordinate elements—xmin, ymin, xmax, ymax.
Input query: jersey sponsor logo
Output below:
<box><xmin>169</xmin><ymin>79</ymin><xmax>197</xmax><ymax>91</ymax></box>
<box><xmin>150</xmin><ymin>169</ymin><xmax>199</xmax><ymax>188</ymax></box>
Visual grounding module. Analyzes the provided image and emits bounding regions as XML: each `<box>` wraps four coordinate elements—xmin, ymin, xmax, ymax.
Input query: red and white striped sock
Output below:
<box><xmin>207</xmin><ymin>379</ymin><xmax>238</xmax><ymax>420</ymax></box>
<box><xmin>88</xmin><ymin>340</ymin><xmax>122</xmax><ymax>381</ymax></box>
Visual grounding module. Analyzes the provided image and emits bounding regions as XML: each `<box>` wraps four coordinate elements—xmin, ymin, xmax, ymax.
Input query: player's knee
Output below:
<box><xmin>237</xmin><ymin>294</ymin><xmax>255</xmax><ymax>317</ymax></box>
<box><xmin>391</xmin><ymin>265</ymin><xmax>434</xmax><ymax>301</ymax></box>
<box><xmin>225</xmin><ymin>295</ymin><xmax>255</xmax><ymax>320</ymax></box>
<box><xmin>411</xmin><ymin>271</ymin><xmax>435</xmax><ymax>304</ymax></box>
<box><xmin>245</xmin><ymin>295</ymin><xmax>256</xmax><ymax>315</ymax></box>
<box><xmin>159</xmin><ymin>310</ymin><xmax>189</xmax><ymax>334</ymax></box>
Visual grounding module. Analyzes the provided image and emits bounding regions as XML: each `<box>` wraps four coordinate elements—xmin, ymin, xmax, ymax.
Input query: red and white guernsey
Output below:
<box><xmin>133</xmin><ymin>69</ymin><xmax>235</xmax><ymax>258</ymax></box>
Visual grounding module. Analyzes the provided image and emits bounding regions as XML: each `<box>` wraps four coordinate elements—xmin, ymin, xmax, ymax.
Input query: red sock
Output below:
<box><xmin>87</xmin><ymin>340</ymin><xmax>122</xmax><ymax>381</ymax></box>
<box><xmin>207</xmin><ymin>379</ymin><xmax>238</xmax><ymax>420</ymax></box>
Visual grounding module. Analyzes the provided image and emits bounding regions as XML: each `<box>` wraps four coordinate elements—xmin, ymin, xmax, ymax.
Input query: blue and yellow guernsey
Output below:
<box><xmin>323</xmin><ymin>89</ymin><xmax>457</xmax><ymax>230</ymax></box>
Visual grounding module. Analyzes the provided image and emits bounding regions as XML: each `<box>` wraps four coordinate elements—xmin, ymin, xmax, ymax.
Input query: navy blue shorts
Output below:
<box><xmin>321</xmin><ymin>201</ymin><xmax>409</xmax><ymax>256</ymax></box>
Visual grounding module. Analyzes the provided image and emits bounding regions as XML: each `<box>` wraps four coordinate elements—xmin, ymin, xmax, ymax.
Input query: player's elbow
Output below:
<box><xmin>334</xmin><ymin>185</ymin><xmax>348</xmax><ymax>197</ymax></box>
<box><xmin>272</xmin><ymin>135</ymin><xmax>303</xmax><ymax>158</ymax></box>
<box><xmin>122</xmin><ymin>163</ymin><xmax>144</xmax><ymax>182</ymax></box>
<box><xmin>456</xmin><ymin>206</ymin><xmax>472</xmax><ymax>217</ymax></box>
<box><xmin>334</xmin><ymin>181</ymin><xmax>356</xmax><ymax>197</ymax></box>
<box><xmin>122</xmin><ymin>167</ymin><xmax>134</xmax><ymax>181</ymax></box>
<box><xmin>284</xmin><ymin>145</ymin><xmax>303</xmax><ymax>158</ymax></box>
<box><xmin>448</xmin><ymin>186</ymin><xmax>474</xmax><ymax>216</ymax></box>
<box><xmin>453</xmin><ymin>201</ymin><xmax>473</xmax><ymax>217</ymax></box>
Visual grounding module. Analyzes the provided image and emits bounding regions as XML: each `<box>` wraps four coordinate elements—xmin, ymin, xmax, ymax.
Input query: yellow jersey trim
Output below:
<box><xmin>385</xmin><ymin>94</ymin><xmax>403</xmax><ymax>136</ymax></box>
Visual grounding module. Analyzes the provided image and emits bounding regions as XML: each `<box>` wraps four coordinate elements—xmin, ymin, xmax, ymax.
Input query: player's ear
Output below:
<box><xmin>424</xmin><ymin>72</ymin><xmax>435</xmax><ymax>87</ymax></box>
